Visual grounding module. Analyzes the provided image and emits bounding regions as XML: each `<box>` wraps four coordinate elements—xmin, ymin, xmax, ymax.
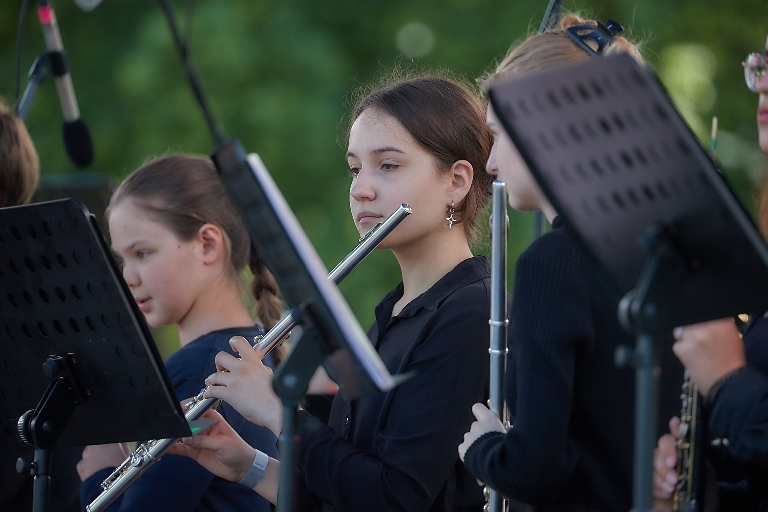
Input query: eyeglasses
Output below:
<box><xmin>565</xmin><ymin>20</ymin><xmax>624</xmax><ymax>57</ymax></box>
<box><xmin>743</xmin><ymin>52</ymin><xmax>767</xmax><ymax>92</ymax></box>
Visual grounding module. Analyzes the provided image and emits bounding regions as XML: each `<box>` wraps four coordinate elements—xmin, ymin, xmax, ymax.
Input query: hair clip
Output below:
<box><xmin>565</xmin><ymin>19</ymin><xmax>624</xmax><ymax>57</ymax></box>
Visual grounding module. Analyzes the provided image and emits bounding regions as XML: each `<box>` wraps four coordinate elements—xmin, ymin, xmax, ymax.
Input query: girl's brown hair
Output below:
<box><xmin>0</xmin><ymin>99</ymin><xmax>39</xmax><ymax>207</ymax></box>
<box><xmin>348</xmin><ymin>72</ymin><xmax>493</xmax><ymax>246</ymax></box>
<box><xmin>107</xmin><ymin>155</ymin><xmax>285</xmax><ymax>354</ymax></box>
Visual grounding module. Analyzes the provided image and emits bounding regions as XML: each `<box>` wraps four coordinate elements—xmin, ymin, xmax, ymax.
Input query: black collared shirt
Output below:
<box><xmin>296</xmin><ymin>256</ymin><xmax>492</xmax><ymax>512</ymax></box>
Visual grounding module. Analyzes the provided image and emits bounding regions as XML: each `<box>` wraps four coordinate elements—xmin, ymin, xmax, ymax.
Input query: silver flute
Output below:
<box><xmin>87</xmin><ymin>203</ymin><xmax>412</xmax><ymax>512</ymax></box>
<box><xmin>485</xmin><ymin>181</ymin><xmax>510</xmax><ymax>512</ymax></box>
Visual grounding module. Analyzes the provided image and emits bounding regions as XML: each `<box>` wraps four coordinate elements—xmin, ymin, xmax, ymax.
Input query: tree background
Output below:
<box><xmin>1</xmin><ymin>0</ymin><xmax>766</xmax><ymax>358</ymax></box>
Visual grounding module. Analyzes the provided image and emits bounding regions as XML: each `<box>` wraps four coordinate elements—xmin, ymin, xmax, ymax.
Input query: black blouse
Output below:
<box><xmin>463</xmin><ymin>219</ymin><xmax>681</xmax><ymax>512</ymax></box>
<box><xmin>295</xmin><ymin>256</ymin><xmax>492</xmax><ymax>512</ymax></box>
<box><xmin>706</xmin><ymin>316</ymin><xmax>768</xmax><ymax>510</ymax></box>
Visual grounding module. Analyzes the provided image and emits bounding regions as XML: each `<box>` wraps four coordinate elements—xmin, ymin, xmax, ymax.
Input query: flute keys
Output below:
<box><xmin>130</xmin><ymin>451</ymin><xmax>144</xmax><ymax>467</ymax></box>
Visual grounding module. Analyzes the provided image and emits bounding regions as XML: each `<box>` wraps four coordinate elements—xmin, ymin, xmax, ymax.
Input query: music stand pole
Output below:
<box><xmin>618</xmin><ymin>227</ymin><xmax>688</xmax><ymax>511</ymax></box>
<box><xmin>271</xmin><ymin>324</ymin><xmax>331</xmax><ymax>512</ymax></box>
<box><xmin>31</xmin><ymin>448</ymin><xmax>51</xmax><ymax>512</ymax></box>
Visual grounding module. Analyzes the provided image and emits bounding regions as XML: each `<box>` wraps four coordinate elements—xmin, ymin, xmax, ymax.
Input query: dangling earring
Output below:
<box><xmin>445</xmin><ymin>200</ymin><xmax>457</xmax><ymax>229</ymax></box>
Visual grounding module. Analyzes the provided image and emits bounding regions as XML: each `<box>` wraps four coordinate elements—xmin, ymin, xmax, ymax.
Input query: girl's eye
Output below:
<box><xmin>381</xmin><ymin>163</ymin><xmax>399</xmax><ymax>171</ymax></box>
<box><xmin>348</xmin><ymin>166</ymin><xmax>361</xmax><ymax>177</ymax></box>
<box><xmin>137</xmin><ymin>251</ymin><xmax>151</xmax><ymax>259</ymax></box>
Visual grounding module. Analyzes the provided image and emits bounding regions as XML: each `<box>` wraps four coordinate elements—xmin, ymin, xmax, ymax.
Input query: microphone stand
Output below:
<box><xmin>16</xmin><ymin>52</ymin><xmax>53</xmax><ymax>120</ymax></box>
<box><xmin>530</xmin><ymin>0</ymin><xmax>563</xmax><ymax>241</ymax></box>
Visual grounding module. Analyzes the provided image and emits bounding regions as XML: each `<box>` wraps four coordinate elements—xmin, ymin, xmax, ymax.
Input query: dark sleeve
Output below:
<box><xmin>80</xmin><ymin>375</ymin><xmax>217</xmax><ymax>512</ymax></box>
<box><xmin>708</xmin><ymin>366</ymin><xmax>768</xmax><ymax>466</ymax></box>
<box><xmin>463</xmin><ymin>238</ymin><xmax>592</xmax><ymax>504</ymax></box>
<box><xmin>295</xmin><ymin>288</ymin><xmax>490</xmax><ymax>511</ymax></box>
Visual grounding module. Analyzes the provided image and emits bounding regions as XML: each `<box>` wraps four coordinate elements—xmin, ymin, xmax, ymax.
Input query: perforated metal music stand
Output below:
<box><xmin>0</xmin><ymin>198</ymin><xmax>190</xmax><ymax>511</ymax></box>
<box><xmin>212</xmin><ymin>142</ymin><xmax>401</xmax><ymax>512</ymax></box>
<box><xmin>488</xmin><ymin>53</ymin><xmax>768</xmax><ymax>511</ymax></box>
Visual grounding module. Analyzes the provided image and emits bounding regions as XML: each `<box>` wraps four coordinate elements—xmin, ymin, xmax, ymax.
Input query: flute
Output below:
<box><xmin>485</xmin><ymin>181</ymin><xmax>510</xmax><ymax>512</ymax></box>
<box><xmin>87</xmin><ymin>203</ymin><xmax>412</xmax><ymax>512</ymax></box>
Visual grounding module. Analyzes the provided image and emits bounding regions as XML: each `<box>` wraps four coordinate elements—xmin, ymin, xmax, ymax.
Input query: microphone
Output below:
<box><xmin>36</xmin><ymin>0</ymin><xmax>94</xmax><ymax>167</ymax></box>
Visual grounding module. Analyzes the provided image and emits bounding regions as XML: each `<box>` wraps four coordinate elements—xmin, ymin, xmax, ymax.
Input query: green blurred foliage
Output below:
<box><xmin>1</xmin><ymin>0</ymin><xmax>767</xmax><ymax>358</ymax></box>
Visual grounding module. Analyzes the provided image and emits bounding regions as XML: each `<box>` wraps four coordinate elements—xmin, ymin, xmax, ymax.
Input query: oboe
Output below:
<box><xmin>485</xmin><ymin>181</ymin><xmax>510</xmax><ymax>512</ymax></box>
<box><xmin>87</xmin><ymin>204</ymin><xmax>412</xmax><ymax>512</ymax></box>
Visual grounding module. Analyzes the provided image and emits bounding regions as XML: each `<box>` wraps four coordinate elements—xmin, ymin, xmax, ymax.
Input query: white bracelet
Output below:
<box><xmin>238</xmin><ymin>449</ymin><xmax>269</xmax><ymax>489</ymax></box>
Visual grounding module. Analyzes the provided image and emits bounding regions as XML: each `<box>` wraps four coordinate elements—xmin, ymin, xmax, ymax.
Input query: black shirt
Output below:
<box><xmin>295</xmin><ymin>256</ymin><xmax>492</xmax><ymax>512</ymax></box>
<box><xmin>707</xmin><ymin>316</ymin><xmax>768</xmax><ymax>510</ymax></box>
<box><xmin>464</xmin><ymin>218</ymin><xmax>681</xmax><ymax>512</ymax></box>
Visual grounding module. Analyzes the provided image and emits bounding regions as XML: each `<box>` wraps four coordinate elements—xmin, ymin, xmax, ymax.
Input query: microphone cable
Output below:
<box><xmin>156</xmin><ymin>0</ymin><xmax>228</xmax><ymax>147</ymax></box>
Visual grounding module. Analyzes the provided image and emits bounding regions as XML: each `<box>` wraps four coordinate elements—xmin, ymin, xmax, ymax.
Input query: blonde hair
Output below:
<box><xmin>483</xmin><ymin>14</ymin><xmax>643</xmax><ymax>90</ymax></box>
<box><xmin>0</xmin><ymin>98</ymin><xmax>40</xmax><ymax>207</ymax></box>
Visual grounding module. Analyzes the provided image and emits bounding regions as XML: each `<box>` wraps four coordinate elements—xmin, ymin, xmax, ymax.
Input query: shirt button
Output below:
<box><xmin>344</xmin><ymin>416</ymin><xmax>350</xmax><ymax>426</ymax></box>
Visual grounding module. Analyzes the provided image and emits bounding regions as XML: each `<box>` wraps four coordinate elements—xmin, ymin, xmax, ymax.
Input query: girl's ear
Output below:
<box><xmin>448</xmin><ymin>159</ymin><xmax>474</xmax><ymax>203</ymax></box>
<box><xmin>197</xmin><ymin>223</ymin><xmax>225</xmax><ymax>265</ymax></box>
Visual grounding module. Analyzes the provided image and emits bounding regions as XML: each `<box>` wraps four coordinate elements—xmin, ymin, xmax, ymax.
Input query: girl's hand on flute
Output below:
<box><xmin>458</xmin><ymin>403</ymin><xmax>506</xmax><ymax>462</ymax></box>
<box><xmin>204</xmin><ymin>336</ymin><xmax>283</xmax><ymax>436</ymax></box>
<box><xmin>77</xmin><ymin>442</ymin><xmax>131</xmax><ymax>481</ymax></box>
<box><xmin>652</xmin><ymin>417</ymin><xmax>680</xmax><ymax>511</ymax></box>
<box><xmin>170</xmin><ymin>408</ymin><xmax>281</xmax><ymax>505</ymax></box>
<box><xmin>167</xmin><ymin>409</ymin><xmax>255</xmax><ymax>483</ymax></box>
<box><xmin>672</xmin><ymin>318</ymin><xmax>746</xmax><ymax>396</ymax></box>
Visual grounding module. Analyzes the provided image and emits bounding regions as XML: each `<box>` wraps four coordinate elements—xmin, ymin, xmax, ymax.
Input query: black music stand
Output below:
<box><xmin>0</xmin><ymin>198</ymin><xmax>191</xmax><ymax>512</ymax></box>
<box><xmin>488</xmin><ymin>53</ymin><xmax>768</xmax><ymax>511</ymax></box>
<box><xmin>212</xmin><ymin>142</ymin><xmax>400</xmax><ymax>512</ymax></box>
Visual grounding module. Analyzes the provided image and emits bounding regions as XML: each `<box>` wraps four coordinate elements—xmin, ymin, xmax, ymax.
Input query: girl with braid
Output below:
<box><xmin>76</xmin><ymin>154</ymin><xmax>283</xmax><ymax>512</ymax></box>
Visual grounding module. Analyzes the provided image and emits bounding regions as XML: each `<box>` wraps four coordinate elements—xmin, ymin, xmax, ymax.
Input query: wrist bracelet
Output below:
<box><xmin>705</xmin><ymin>366</ymin><xmax>746</xmax><ymax>403</ymax></box>
<box><xmin>238</xmin><ymin>449</ymin><xmax>269</xmax><ymax>489</ymax></box>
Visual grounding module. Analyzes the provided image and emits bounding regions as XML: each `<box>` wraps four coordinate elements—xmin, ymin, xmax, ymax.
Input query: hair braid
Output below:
<box><xmin>249</xmin><ymin>245</ymin><xmax>287</xmax><ymax>364</ymax></box>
